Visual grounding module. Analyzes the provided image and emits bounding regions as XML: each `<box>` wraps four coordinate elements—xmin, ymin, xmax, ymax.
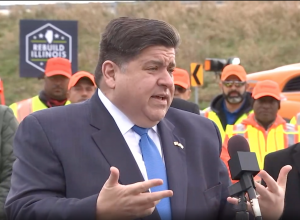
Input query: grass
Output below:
<box><xmin>1</xmin><ymin>1</ymin><xmax>300</xmax><ymax>108</ymax></box>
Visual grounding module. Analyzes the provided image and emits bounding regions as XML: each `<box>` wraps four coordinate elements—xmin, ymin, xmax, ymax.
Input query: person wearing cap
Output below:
<box><xmin>221</xmin><ymin>80</ymin><xmax>299</xmax><ymax>182</ymax></box>
<box><xmin>9</xmin><ymin>57</ymin><xmax>72</xmax><ymax>123</ymax></box>
<box><xmin>170</xmin><ymin>68</ymin><xmax>200</xmax><ymax>115</ymax></box>
<box><xmin>201</xmin><ymin>64</ymin><xmax>253</xmax><ymax>143</ymax></box>
<box><xmin>67</xmin><ymin>71</ymin><xmax>96</xmax><ymax>104</ymax></box>
<box><xmin>172</xmin><ymin>67</ymin><xmax>191</xmax><ymax>100</ymax></box>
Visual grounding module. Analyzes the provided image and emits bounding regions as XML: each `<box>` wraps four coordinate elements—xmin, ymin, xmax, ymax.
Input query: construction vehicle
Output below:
<box><xmin>204</xmin><ymin>58</ymin><xmax>300</xmax><ymax>121</ymax></box>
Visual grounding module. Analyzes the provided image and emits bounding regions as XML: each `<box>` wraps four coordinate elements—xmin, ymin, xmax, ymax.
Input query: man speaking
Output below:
<box><xmin>5</xmin><ymin>17</ymin><xmax>290</xmax><ymax>220</ymax></box>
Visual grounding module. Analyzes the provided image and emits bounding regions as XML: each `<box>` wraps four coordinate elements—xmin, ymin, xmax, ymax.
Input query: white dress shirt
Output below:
<box><xmin>98</xmin><ymin>89</ymin><xmax>164</xmax><ymax>181</ymax></box>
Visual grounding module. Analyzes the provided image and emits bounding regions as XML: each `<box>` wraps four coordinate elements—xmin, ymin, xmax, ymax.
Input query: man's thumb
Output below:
<box><xmin>105</xmin><ymin>166</ymin><xmax>120</xmax><ymax>187</ymax></box>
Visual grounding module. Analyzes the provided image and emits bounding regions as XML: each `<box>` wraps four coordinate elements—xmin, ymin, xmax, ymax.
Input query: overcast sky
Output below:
<box><xmin>0</xmin><ymin>1</ymin><xmax>133</xmax><ymax>6</ymax></box>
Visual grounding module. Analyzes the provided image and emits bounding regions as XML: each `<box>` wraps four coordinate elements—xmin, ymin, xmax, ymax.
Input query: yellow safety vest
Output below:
<box><xmin>9</xmin><ymin>95</ymin><xmax>71</xmax><ymax>123</ymax></box>
<box><xmin>227</xmin><ymin>123</ymin><xmax>298</xmax><ymax>169</ymax></box>
<box><xmin>200</xmin><ymin>107</ymin><xmax>253</xmax><ymax>143</ymax></box>
<box><xmin>290</xmin><ymin>112</ymin><xmax>300</xmax><ymax>125</ymax></box>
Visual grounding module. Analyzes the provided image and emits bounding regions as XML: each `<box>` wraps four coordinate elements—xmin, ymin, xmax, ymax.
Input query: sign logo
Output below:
<box><xmin>25</xmin><ymin>23</ymin><xmax>72</xmax><ymax>72</ymax></box>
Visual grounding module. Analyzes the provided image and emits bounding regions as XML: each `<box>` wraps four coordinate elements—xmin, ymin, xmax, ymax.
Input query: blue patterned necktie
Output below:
<box><xmin>132</xmin><ymin>125</ymin><xmax>172</xmax><ymax>220</ymax></box>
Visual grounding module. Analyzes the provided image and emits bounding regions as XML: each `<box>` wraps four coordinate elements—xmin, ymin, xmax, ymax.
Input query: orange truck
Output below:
<box><xmin>204</xmin><ymin>58</ymin><xmax>300</xmax><ymax>121</ymax></box>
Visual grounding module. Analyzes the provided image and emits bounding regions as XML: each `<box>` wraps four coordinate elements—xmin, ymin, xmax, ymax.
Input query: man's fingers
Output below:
<box><xmin>276</xmin><ymin>165</ymin><xmax>292</xmax><ymax>189</ymax></box>
<box><xmin>227</xmin><ymin>197</ymin><xmax>252</xmax><ymax>212</ymax></box>
<box><xmin>260</xmin><ymin>165</ymin><xmax>292</xmax><ymax>193</ymax></box>
<box><xmin>127</xmin><ymin>179</ymin><xmax>164</xmax><ymax>194</ymax></box>
<box><xmin>141</xmin><ymin>190</ymin><xmax>173</xmax><ymax>202</ymax></box>
<box><xmin>254</xmin><ymin>181</ymin><xmax>269</xmax><ymax>198</ymax></box>
<box><xmin>139</xmin><ymin>198</ymin><xmax>161</xmax><ymax>210</ymax></box>
<box><xmin>227</xmin><ymin>197</ymin><xmax>238</xmax><ymax>205</ymax></box>
<box><xmin>259</xmin><ymin>170</ymin><xmax>279</xmax><ymax>193</ymax></box>
<box><xmin>105</xmin><ymin>167</ymin><xmax>120</xmax><ymax>188</ymax></box>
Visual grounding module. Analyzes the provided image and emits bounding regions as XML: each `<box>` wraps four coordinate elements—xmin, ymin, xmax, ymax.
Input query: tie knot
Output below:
<box><xmin>132</xmin><ymin>125</ymin><xmax>149</xmax><ymax>136</ymax></box>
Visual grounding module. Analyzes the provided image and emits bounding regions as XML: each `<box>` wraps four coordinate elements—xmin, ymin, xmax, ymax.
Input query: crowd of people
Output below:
<box><xmin>0</xmin><ymin>16</ymin><xmax>298</xmax><ymax>220</ymax></box>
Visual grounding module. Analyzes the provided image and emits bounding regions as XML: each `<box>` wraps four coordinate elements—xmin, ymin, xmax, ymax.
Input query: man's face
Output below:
<box><xmin>181</xmin><ymin>89</ymin><xmax>191</xmax><ymax>101</ymax></box>
<box><xmin>253</xmin><ymin>96</ymin><xmax>279</xmax><ymax>124</ymax></box>
<box><xmin>221</xmin><ymin>75</ymin><xmax>247</xmax><ymax>104</ymax></box>
<box><xmin>68</xmin><ymin>78</ymin><xmax>96</xmax><ymax>103</ymax></box>
<box><xmin>107</xmin><ymin>46</ymin><xmax>175</xmax><ymax>127</ymax></box>
<box><xmin>174</xmin><ymin>86</ymin><xmax>191</xmax><ymax>101</ymax></box>
<box><xmin>44</xmin><ymin>75</ymin><xmax>69</xmax><ymax>100</ymax></box>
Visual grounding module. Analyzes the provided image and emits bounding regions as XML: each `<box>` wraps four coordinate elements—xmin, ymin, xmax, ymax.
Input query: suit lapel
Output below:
<box><xmin>158</xmin><ymin>119</ymin><xmax>188</xmax><ymax>220</ymax></box>
<box><xmin>292</xmin><ymin>144</ymin><xmax>300</xmax><ymax>176</ymax></box>
<box><xmin>89</xmin><ymin>92</ymin><xmax>144</xmax><ymax>185</ymax></box>
<box><xmin>89</xmin><ymin>92</ymin><xmax>161</xmax><ymax>220</ymax></box>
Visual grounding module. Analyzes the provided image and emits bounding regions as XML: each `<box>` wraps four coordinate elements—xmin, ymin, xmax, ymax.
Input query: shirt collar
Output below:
<box><xmin>97</xmin><ymin>88</ymin><xmax>157</xmax><ymax>135</ymax></box>
<box><xmin>223</xmin><ymin>99</ymin><xmax>245</xmax><ymax>114</ymax></box>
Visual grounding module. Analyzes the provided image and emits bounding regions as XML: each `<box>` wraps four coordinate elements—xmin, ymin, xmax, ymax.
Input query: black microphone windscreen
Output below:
<box><xmin>228</xmin><ymin>135</ymin><xmax>250</xmax><ymax>158</ymax></box>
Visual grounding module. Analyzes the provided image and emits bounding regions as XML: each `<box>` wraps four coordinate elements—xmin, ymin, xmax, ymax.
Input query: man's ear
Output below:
<box><xmin>218</xmin><ymin>80</ymin><xmax>223</xmax><ymax>90</ymax></box>
<box><xmin>245</xmin><ymin>83</ymin><xmax>249</xmax><ymax>90</ymax></box>
<box><xmin>186</xmin><ymin>89</ymin><xmax>191</xmax><ymax>100</ymax></box>
<box><xmin>102</xmin><ymin>61</ymin><xmax>119</xmax><ymax>89</ymax></box>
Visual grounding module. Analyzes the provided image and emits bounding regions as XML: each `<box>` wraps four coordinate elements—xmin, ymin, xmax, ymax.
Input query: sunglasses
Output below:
<box><xmin>222</xmin><ymin>81</ymin><xmax>246</xmax><ymax>88</ymax></box>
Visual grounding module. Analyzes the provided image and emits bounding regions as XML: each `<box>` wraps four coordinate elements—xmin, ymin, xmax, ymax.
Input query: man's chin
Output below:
<box><xmin>226</xmin><ymin>97</ymin><xmax>243</xmax><ymax>104</ymax></box>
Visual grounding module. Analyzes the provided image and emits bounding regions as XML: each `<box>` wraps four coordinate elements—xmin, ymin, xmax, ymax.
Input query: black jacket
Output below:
<box><xmin>262</xmin><ymin>143</ymin><xmax>300</xmax><ymax>220</ymax></box>
<box><xmin>170</xmin><ymin>98</ymin><xmax>200</xmax><ymax>115</ymax></box>
<box><xmin>209</xmin><ymin>92</ymin><xmax>253</xmax><ymax>130</ymax></box>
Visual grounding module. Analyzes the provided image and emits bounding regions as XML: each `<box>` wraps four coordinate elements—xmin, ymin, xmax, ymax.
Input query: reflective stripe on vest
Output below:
<box><xmin>290</xmin><ymin>112</ymin><xmax>300</xmax><ymax>125</ymax></box>
<box><xmin>202</xmin><ymin>107</ymin><xmax>252</xmax><ymax>143</ymax></box>
<box><xmin>297</xmin><ymin>112</ymin><xmax>300</xmax><ymax>125</ymax></box>
<box><xmin>232</xmin><ymin>123</ymin><xmax>298</xmax><ymax>169</ymax></box>
<box><xmin>17</xmin><ymin>98</ymin><xmax>32</xmax><ymax>123</ymax></box>
<box><xmin>199</xmin><ymin>110</ymin><xmax>206</xmax><ymax>117</ymax></box>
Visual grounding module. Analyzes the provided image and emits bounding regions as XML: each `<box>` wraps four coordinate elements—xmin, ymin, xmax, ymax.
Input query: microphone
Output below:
<box><xmin>227</xmin><ymin>135</ymin><xmax>262</xmax><ymax>220</ymax></box>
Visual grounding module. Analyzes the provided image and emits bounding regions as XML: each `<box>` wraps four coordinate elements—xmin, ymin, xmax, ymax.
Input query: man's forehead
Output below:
<box><xmin>74</xmin><ymin>77</ymin><xmax>94</xmax><ymax>86</ymax></box>
<box><xmin>138</xmin><ymin>46</ymin><xmax>175</xmax><ymax>62</ymax></box>
<box><xmin>224</xmin><ymin>75</ymin><xmax>242</xmax><ymax>81</ymax></box>
<box><xmin>139</xmin><ymin>55</ymin><xmax>176</xmax><ymax>66</ymax></box>
<box><xmin>258</xmin><ymin>96</ymin><xmax>277</xmax><ymax>101</ymax></box>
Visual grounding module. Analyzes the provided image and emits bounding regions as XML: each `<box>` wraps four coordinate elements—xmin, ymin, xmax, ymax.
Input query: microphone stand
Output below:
<box><xmin>235</xmin><ymin>192</ymin><xmax>249</xmax><ymax>220</ymax></box>
<box><xmin>229</xmin><ymin>173</ymin><xmax>263</xmax><ymax>220</ymax></box>
<box><xmin>228</xmin><ymin>181</ymin><xmax>250</xmax><ymax>220</ymax></box>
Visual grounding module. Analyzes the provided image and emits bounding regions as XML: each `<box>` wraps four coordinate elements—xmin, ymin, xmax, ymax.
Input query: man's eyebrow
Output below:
<box><xmin>143</xmin><ymin>60</ymin><xmax>164</xmax><ymax>66</ymax></box>
<box><xmin>143</xmin><ymin>60</ymin><xmax>176</xmax><ymax>68</ymax></box>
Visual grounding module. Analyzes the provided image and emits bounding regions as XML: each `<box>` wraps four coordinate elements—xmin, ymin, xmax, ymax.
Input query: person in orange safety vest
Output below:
<box><xmin>221</xmin><ymin>80</ymin><xmax>299</xmax><ymax>182</ymax></box>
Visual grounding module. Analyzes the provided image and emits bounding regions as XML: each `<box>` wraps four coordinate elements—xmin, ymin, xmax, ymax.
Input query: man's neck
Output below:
<box><xmin>225</xmin><ymin>101</ymin><xmax>243</xmax><ymax>113</ymax></box>
<box><xmin>173</xmin><ymin>95</ymin><xmax>183</xmax><ymax>100</ymax></box>
<box><xmin>39</xmin><ymin>91</ymin><xmax>67</xmax><ymax>108</ymax></box>
<box><xmin>255</xmin><ymin>118</ymin><xmax>275</xmax><ymax>131</ymax></box>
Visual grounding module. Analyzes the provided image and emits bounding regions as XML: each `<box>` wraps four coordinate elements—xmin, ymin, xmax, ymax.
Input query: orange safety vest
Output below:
<box><xmin>221</xmin><ymin>113</ymin><xmax>299</xmax><ymax>182</ymax></box>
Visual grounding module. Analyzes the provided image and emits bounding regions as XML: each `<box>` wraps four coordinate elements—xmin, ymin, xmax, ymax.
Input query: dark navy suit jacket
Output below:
<box><xmin>5</xmin><ymin>92</ymin><xmax>235</xmax><ymax>220</ymax></box>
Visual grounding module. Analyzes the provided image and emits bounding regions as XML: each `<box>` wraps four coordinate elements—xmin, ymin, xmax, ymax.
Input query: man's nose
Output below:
<box><xmin>81</xmin><ymin>89</ymin><xmax>88</xmax><ymax>96</ymax></box>
<box><xmin>158</xmin><ymin>70</ymin><xmax>174</xmax><ymax>87</ymax></box>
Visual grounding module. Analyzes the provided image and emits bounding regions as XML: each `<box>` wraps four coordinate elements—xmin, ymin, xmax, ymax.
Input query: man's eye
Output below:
<box><xmin>148</xmin><ymin>67</ymin><xmax>158</xmax><ymax>71</ymax></box>
<box><xmin>168</xmin><ymin>69</ymin><xmax>174</xmax><ymax>75</ymax></box>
